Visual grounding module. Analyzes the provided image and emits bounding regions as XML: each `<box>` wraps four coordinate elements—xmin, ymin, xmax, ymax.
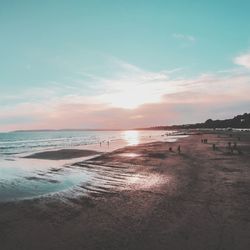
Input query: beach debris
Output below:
<box><xmin>169</xmin><ymin>147</ymin><xmax>172</xmax><ymax>152</ymax></box>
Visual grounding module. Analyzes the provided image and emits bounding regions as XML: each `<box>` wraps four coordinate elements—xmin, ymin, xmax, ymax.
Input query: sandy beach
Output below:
<box><xmin>0</xmin><ymin>130</ymin><xmax>250</xmax><ymax>250</ymax></box>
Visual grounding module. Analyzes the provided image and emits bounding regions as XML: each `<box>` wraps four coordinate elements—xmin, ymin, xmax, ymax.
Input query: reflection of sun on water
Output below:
<box><xmin>122</xmin><ymin>130</ymin><xmax>140</xmax><ymax>146</ymax></box>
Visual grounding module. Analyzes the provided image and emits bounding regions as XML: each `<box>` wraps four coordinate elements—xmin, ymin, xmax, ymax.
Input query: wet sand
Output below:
<box><xmin>1</xmin><ymin>131</ymin><xmax>250</xmax><ymax>250</ymax></box>
<box><xmin>23</xmin><ymin>149</ymin><xmax>100</xmax><ymax>160</ymax></box>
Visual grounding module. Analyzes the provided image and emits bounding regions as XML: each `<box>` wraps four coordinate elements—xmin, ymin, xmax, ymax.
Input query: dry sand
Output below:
<box><xmin>0</xmin><ymin>131</ymin><xmax>250</xmax><ymax>250</ymax></box>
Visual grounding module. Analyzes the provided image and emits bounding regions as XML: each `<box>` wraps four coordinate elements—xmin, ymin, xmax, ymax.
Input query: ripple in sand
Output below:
<box><xmin>0</xmin><ymin>159</ymin><xmax>169</xmax><ymax>202</ymax></box>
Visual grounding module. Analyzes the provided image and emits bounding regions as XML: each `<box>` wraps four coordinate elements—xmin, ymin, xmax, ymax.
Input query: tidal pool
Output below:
<box><xmin>0</xmin><ymin>158</ymin><xmax>97</xmax><ymax>202</ymax></box>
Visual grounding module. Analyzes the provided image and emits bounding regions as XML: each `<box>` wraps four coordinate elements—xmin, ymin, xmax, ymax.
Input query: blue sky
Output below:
<box><xmin>1</xmin><ymin>0</ymin><xmax>250</xmax><ymax>131</ymax></box>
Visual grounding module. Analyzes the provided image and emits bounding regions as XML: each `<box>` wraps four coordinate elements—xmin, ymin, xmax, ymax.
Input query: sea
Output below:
<box><xmin>0</xmin><ymin>130</ymin><xmax>184</xmax><ymax>202</ymax></box>
<box><xmin>0</xmin><ymin>130</ymin><xmax>172</xmax><ymax>157</ymax></box>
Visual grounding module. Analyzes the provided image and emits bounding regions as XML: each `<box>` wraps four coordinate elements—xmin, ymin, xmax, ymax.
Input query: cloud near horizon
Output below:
<box><xmin>1</xmin><ymin>55</ymin><xmax>250</xmax><ymax>132</ymax></box>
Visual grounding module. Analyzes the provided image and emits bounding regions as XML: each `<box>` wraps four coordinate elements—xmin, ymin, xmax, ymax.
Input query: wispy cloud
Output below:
<box><xmin>172</xmin><ymin>33</ymin><xmax>196</xmax><ymax>43</ymax></box>
<box><xmin>78</xmin><ymin>60</ymin><xmax>183</xmax><ymax>109</ymax></box>
<box><xmin>234</xmin><ymin>52</ymin><xmax>250</xmax><ymax>69</ymax></box>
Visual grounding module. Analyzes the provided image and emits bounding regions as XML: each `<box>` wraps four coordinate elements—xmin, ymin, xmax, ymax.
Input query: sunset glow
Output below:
<box><xmin>105</xmin><ymin>90</ymin><xmax>162</xmax><ymax>109</ymax></box>
<box><xmin>122</xmin><ymin>131</ymin><xmax>140</xmax><ymax>146</ymax></box>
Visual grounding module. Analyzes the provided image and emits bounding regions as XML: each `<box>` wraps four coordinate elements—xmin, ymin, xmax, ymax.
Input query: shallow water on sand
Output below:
<box><xmin>0</xmin><ymin>130</ymin><xmax>186</xmax><ymax>202</ymax></box>
<box><xmin>0</xmin><ymin>157</ymin><xmax>97</xmax><ymax>201</ymax></box>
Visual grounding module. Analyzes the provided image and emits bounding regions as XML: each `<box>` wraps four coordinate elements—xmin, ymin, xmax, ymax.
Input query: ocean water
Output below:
<box><xmin>0</xmin><ymin>130</ymin><xmax>174</xmax><ymax>157</ymax></box>
<box><xmin>0</xmin><ymin>130</ymin><xmax>118</xmax><ymax>157</ymax></box>
<box><xmin>0</xmin><ymin>130</ymin><xmax>184</xmax><ymax>202</ymax></box>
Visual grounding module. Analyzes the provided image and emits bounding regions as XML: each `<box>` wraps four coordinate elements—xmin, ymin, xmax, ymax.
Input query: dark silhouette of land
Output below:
<box><xmin>138</xmin><ymin>113</ymin><xmax>250</xmax><ymax>130</ymax></box>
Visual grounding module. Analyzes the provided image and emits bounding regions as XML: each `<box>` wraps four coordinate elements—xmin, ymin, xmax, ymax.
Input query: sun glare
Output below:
<box><xmin>98</xmin><ymin>81</ymin><xmax>164</xmax><ymax>109</ymax></box>
<box><xmin>108</xmin><ymin>90</ymin><xmax>161</xmax><ymax>109</ymax></box>
<box><xmin>122</xmin><ymin>130</ymin><xmax>140</xmax><ymax>146</ymax></box>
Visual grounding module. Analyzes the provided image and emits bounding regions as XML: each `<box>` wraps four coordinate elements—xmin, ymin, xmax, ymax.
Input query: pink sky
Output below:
<box><xmin>1</xmin><ymin>57</ymin><xmax>250</xmax><ymax>132</ymax></box>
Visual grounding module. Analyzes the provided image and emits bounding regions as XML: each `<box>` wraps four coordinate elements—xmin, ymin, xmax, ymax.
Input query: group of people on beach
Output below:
<box><xmin>169</xmin><ymin>145</ymin><xmax>181</xmax><ymax>154</ymax></box>
<box><xmin>228</xmin><ymin>141</ymin><xmax>241</xmax><ymax>154</ymax></box>
<box><xmin>201</xmin><ymin>134</ymin><xmax>242</xmax><ymax>154</ymax></box>
<box><xmin>201</xmin><ymin>138</ymin><xmax>208</xmax><ymax>143</ymax></box>
<box><xmin>99</xmin><ymin>141</ymin><xmax>110</xmax><ymax>147</ymax></box>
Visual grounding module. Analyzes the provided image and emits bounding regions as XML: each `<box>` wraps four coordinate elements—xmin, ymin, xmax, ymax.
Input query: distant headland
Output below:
<box><xmin>138</xmin><ymin>113</ymin><xmax>250</xmax><ymax>130</ymax></box>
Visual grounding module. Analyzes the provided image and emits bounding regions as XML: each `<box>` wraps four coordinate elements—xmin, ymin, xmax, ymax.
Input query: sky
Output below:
<box><xmin>1</xmin><ymin>0</ymin><xmax>250</xmax><ymax>131</ymax></box>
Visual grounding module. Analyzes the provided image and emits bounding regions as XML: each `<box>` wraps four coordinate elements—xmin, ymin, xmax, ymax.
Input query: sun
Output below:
<box><xmin>106</xmin><ymin>88</ymin><xmax>161</xmax><ymax>109</ymax></box>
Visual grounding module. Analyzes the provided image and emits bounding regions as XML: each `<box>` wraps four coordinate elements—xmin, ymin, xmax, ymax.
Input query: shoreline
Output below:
<box><xmin>19</xmin><ymin>133</ymin><xmax>189</xmax><ymax>161</ymax></box>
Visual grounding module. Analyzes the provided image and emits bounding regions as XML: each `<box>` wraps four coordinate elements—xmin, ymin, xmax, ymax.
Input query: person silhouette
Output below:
<box><xmin>177</xmin><ymin>145</ymin><xmax>181</xmax><ymax>154</ymax></box>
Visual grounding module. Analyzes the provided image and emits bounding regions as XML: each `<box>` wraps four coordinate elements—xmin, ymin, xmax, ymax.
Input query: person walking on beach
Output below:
<box><xmin>228</xmin><ymin>142</ymin><xmax>234</xmax><ymax>153</ymax></box>
<box><xmin>107</xmin><ymin>140</ymin><xmax>110</xmax><ymax>148</ymax></box>
<box><xmin>177</xmin><ymin>145</ymin><xmax>181</xmax><ymax>154</ymax></box>
<box><xmin>232</xmin><ymin>142</ymin><xmax>237</xmax><ymax>153</ymax></box>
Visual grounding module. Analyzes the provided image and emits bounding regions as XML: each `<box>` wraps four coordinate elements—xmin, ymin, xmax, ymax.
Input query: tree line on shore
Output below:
<box><xmin>139</xmin><ymin>113</ymin><xmax>250</xmax><ymax>130</ymax></box>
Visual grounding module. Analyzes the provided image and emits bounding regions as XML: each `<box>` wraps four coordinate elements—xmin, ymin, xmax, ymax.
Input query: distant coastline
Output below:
<box><xmin>137</xmin><ymin>112</ymin><xmax>250</xmax><ymax>130</ymax></box>
<box><xmin>6</xmin><ymin>112</ymin><xmax>250</xmax><ymax>133</ymax></box>
<box><xmin>10</xmin><ymin>128</ymin><xmax>126</xmax><ymax>133</ymax></box>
